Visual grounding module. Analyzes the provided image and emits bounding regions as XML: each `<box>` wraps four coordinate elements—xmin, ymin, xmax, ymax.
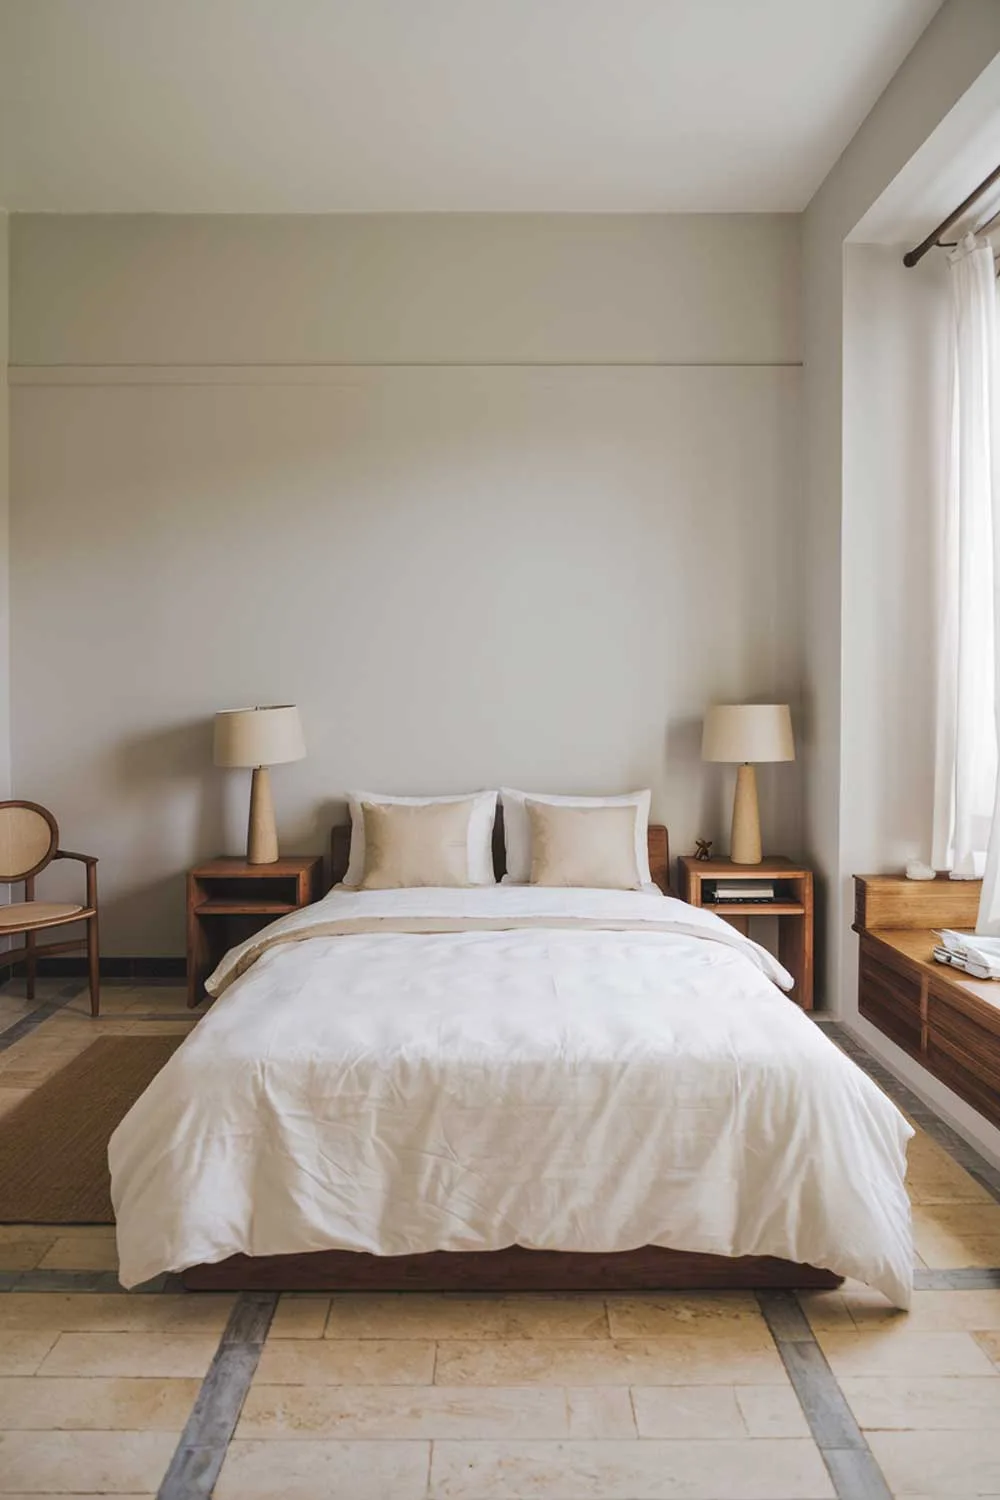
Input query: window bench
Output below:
<box><xmin>854</xmin><ymin>874</ymin><xmax>1000</xmax><ymax>1131</ymax></box>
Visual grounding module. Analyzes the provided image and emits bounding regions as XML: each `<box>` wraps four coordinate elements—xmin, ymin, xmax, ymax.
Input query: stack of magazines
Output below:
<box><xmin>933</xmin><ymin>929</ymin><xmax>1000</xmax><ymax>981</ymax></box>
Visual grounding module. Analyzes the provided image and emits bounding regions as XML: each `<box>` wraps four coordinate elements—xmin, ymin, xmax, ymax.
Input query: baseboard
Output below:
<box><xmin>1</xmin><ymin>956</ymin><xmax>186</xmax><ymax>981</ymax></box>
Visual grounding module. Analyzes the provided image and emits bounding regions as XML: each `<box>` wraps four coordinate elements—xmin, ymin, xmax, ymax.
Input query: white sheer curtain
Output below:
<box><xmin>931</xmin><ymin>236</ymin><xmax>1000</xmax><ymax>928</ymax></box>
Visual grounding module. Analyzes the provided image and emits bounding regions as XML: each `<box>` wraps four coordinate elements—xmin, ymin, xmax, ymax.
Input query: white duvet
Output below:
<box><xmin>109</xmin><ymin>885</ymin><xmax>914</xmax><ymax>1305</ymax></box>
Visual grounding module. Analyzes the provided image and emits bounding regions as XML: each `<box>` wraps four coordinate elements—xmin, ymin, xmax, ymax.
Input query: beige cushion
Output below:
<box><xmin>359</xmin><ymin>800</ymin><xmax>476</xmax><ymax>890</ymax></box>
<box><xmin>0</xmin><ymin>901</ymin><xmax>84</xmax><ymax>930</ymax></box>
<box><xmin>527</xmin><ymin>801</ymin><xmax>642</xmax><ymax>889</ymax></box>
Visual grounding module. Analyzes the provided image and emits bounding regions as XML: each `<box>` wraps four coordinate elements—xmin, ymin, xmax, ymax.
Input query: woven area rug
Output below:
<box><xmin>0</xmin><ymin>1034</ymin><xmax>183</xmax><ymax>1223</ymax></box>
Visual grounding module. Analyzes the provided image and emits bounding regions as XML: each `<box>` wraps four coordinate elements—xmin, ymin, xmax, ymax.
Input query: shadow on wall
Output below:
<box><xmin>115</xmin><ymin>718</ymin><xmax>224</xmax><ymax>857</ymax></box>
<box><xmin>666</xmin><ymin>714</ymin><xmax>739</xmax><ymax>862</ymax></box>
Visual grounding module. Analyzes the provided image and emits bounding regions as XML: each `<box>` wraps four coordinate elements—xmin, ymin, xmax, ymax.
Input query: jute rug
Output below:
<box><xmin>0</xmin><ymin>1034</ymin><xmax>183</xmax><ymax>1223</ymax></box>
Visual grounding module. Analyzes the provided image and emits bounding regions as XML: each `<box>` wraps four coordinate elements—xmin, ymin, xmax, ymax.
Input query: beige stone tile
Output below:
<box><xmin>735</xmin><ymin>1383</ymin><xmax>811</xmax><ymax>1437</ymax></box>
<box><xmin>38</xmin><ymin>1237</ymin><xmax>119</xmax><ymax>1272</ymax></box>
<box><xmin>870</xmin><ymin>1427</ymin><xmax>1000</xmax><ymax>1495</ymax></box>
<box><xmin>216</xmin><ymin>1438</ymin><xmax>430</xmax><ymax>1500</ymax></box>
<box><xmin>0</xmin><ymin>1227</ymin><xmax>62</xmax><ymax>1245</ymax></box>
<box><xmin>797</xmin><ymin>1289</ymin><xmax>860</xmax><ymax>1331</ymax></box>
<box><xmin>0</xmin><ymin>1330</ymin><xmax>59</xmax><ymax>1375</ymax></box>
<box><xmin>0</xmin><ymin>1375</ymin><xmax>200</xmax><ymax>1429</ymax></box>
<box><xmin>847</xmin><ymin>1288</ymin><xmax>1000</xmax><ymax>1332</ymax></box>
<box><xmin>0</xmin><ymin>1431</ymin><xmax>176</xmax><ymax>1494</ymax></box>
<box><xmin>841</xmin><ymin>1374</ymin><xmax>1000</xmax><ymax>1430</ymax></box>
<box><xmin>912</xmin><ymin>1204</ymin><xmax>1000</xmax><ymax>1268</ymax></box>
<box><xmin>631</xmin><ymin>1385</ymin><xmax>746</xmax><ymax>1438</ymax></box>
<box><xmin>239</xmin><ymin>1383</ymin><xmax>583</xmax><ymax>1439</ymax></box>
<box><xmin>434</xmin><ymin>1335</ymin><xmax>785</xmax><ymax>1386</ymax></box>
<box><xmin>565</xmin><ymin>1386</ymin><xmax>636</xmax><ymax>1437</ymax></box>
<box><xmin>255</xmin><ymin>1337</ymin><xmax>434</xmax><ymax>1385</ymax></box>
<box><xmin>0</xmin><ymin>1088</ymin><xmax>31</xmax><ymax>1119</ymax></box>
<box><xmin>974</xmin><ymin>1329</ymin><xmax>1000</xmax><ymax>1368</ymax></box>
<box><xmin>0</xmin><ymin>1293</ymin><xmax>233</xmax><ymax>1334</ymax></box>
<box><xmin>0</xmin><ymin>1240</ymin><xmax>55</xmax><ymax>1271</ymax></box>
<box><xmin>606</xmin><ymin>1292</ymin><xmax>763</xmax><ymax>1339</ymax></box>
<box><xmin>268</xmin><ymin>1295</ymin><xmax>330</xmax><ymax>1339</ymax></box>
<box><xmin>816</xmin><ymin>1327</ymin><xmax>997</xmax><ymax>1378</ymax></box>
<box><xmin>38</xmin><ymin>1331</ymin><xmax>220</xmax><ymax>1378</ymax></box>
<box><xmin>0</xmin><ymin>1495</ymin><xmax>154</xmax><ymax>1499</ymax></box>
<box><xmin>428</xmin><ymin>1438</ymin><xmax>834</xmax><ymax>1499</ymax></box>
<box><xmin>325</xmin><ymin>1292</ymin><xmax>609</xmax><ymax>1341</ymax></box>
<box><xmin>905</xmin><ymin>1139</ymin><xmax>995</xmax><ymax>1204</ymax></box>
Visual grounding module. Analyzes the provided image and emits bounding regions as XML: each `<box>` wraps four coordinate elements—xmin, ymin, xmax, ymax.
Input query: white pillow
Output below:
<box><xmin>344</xmin><ymin>790</ymin><xmax>498</xmax><ymax>887</ymax></box>
<box><xmin>500</xmin><ymin>788</ymin><xmax>652</xmax><ymax>885</ymax></box>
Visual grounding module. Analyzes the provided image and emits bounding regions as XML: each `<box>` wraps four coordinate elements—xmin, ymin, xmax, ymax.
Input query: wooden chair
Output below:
<box><xmin>0</xmin><ymin>802</ymin><xmax>99</xmax><ymax>1016</ymax></box>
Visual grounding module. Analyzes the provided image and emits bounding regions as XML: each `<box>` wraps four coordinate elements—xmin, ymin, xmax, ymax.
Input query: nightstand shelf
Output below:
<box><xmin>679</xmin><ymin>855</ymin><xmax>814</xmax><ymax>1009</ymax></box>
<box><xmin>701</xmin><ymin>902</ymin><xmax>805</xmax><ymax>917</ymax></box>
<box><xmin>186</xmin><ymin>854</ymin><xmax>324</xmax><ymax>1007</ymax></box>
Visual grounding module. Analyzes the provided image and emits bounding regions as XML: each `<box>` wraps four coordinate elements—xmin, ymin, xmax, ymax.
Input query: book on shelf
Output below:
<box><xmin>711</xmin><ymin>881</ymin><xmax>775</xmax><ymax>903</ymax></box>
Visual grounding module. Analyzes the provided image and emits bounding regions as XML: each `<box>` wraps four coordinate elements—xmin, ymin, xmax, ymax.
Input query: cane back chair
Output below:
<box><xmin>0</xmin><ymin>802</ymin><xmax>99</xmax><ymax>1016</ymax></box>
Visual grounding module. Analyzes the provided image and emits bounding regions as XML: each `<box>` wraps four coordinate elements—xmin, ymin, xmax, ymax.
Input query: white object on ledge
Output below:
<box><xmin>905</xmin><ymin>861</ymin><xmax>937</xmax><ymax>881</ymax></box>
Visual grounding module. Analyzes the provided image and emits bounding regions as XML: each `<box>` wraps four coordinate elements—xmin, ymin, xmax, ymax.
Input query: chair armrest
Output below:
<box><xmin>55</xmin><ymin>850</ymin><xmax>98</xmax><ymax>866</ymax></box>
<box><xmin>54</xmin><ymin>850</ymin><xmax>99</xmax><ymax>908</ymax></box>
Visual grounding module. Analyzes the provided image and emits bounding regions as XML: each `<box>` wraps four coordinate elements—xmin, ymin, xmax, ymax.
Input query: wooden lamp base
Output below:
<box><xmin>247</xmin><ymin>766</ymin><xmax>279</xmax><ymax>864</ymax></box>
<box><xmin>730</xmin><ymin>762</ymin><xmax>762</xmax><ymax>865</ymax></box>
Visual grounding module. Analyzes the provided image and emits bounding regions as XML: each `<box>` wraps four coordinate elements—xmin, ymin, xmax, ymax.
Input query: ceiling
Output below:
<box><xmin>0</xmin><ymin>0</ymin><xmax>943</xmax><ymax>214</ymax></box>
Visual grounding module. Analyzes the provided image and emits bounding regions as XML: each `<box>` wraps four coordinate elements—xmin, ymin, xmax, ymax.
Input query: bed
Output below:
<box><xmin>108</xmin><ymin>825</ymin><xmax>914</xmax><ymax>1306</ymax></box>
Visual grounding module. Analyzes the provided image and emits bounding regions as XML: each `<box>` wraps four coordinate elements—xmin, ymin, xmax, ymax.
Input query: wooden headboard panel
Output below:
<box><xmin>330</xmin><ymin>820</ymin><xmax>671</xmax><ymax>893</ymax></box>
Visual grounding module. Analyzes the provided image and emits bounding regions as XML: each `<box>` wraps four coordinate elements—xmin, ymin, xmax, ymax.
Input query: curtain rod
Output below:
<box><xmin>903</xmin><ymin>161</ymin><xmax>1000</xmax><ymax>267</ymax></box>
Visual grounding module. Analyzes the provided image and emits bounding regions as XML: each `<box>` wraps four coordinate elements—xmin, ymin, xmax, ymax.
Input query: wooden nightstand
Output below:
<box><xmin>186</xmin><ymin>854</ymin><xmax>324</xmax><ymax>1007</ymax></box>
<box><xmin>678</xmin><ymin>855</ymin><xmax>814</xmax><ymax>1009</ymax></box>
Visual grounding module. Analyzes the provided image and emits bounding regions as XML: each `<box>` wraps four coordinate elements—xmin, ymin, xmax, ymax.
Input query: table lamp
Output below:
<box><xmin>701</xmin><ymin>704</ymin><xmax>794</xmax><ymax>866</ymax></box>
<box><xmin>213</xmin><ymin>706</ymin><xmax>306</xmax><ymax>864</ymax></box>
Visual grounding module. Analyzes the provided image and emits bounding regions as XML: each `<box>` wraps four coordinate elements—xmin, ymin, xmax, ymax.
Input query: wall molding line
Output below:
<box><xmin>10</xmin><ymin>360</ymin><xmax>803</xmax><ymax>387</ymax></box>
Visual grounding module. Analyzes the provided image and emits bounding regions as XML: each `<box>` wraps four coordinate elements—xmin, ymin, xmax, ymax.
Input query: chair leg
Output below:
<box><xmin>25</xmin><ymin>930</ymin><xmax>36</xmax><ymax>1002</ymax></box>
<box><xmin>87</xmin><ymin>914</ymin><xmax>100</xmax><ymax>1017</ymax></box>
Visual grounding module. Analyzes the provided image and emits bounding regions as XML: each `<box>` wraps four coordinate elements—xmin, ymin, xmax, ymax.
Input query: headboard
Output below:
<box><xmin>329</xmin><ymin>819</ymin><xmax>671</xmax><ymax>894</ymax></box>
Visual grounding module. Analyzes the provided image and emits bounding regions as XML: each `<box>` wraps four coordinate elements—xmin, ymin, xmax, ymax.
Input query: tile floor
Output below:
<box><xmin>1</xmin><ymin>982</ymin><xmax>1000</xmax><ymax>1496</ymax></box>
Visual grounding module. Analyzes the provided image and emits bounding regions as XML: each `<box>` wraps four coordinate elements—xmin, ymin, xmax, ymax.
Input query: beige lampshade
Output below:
<box><xmin>702</xmin><ymin>704</ymin><xmax>794</xmax><ymax>764</ymax></box>
<box><xmin>214</xmin><ymin>706</ymin><xmax>306</xmax><ymax>768</ymax></box>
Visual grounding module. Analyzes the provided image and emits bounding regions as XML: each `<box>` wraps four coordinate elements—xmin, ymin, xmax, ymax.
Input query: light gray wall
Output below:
<box><xmin>10</xmin><ymin>214</ymin><xmax>800</xmax><ymax>367</ymax></box>
<box><xmin>9</xmin><ymin>213</ymin><xmax>803</xmax><ymax>955</ymax></box>
<box><xmin>801</xmin><ymin>0</ymin><xmax>1000</xmax><ymax>1017</ymax></box>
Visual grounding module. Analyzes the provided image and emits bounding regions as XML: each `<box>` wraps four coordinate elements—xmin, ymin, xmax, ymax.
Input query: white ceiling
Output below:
<box><xmin>0</xmin><ymin>0</ymin><xmax>943</xmax><ymax>214</ymax></box>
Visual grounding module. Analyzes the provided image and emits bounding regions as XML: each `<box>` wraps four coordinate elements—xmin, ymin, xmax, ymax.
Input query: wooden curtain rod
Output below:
<box><xmin>903</xmin><ymin>161</ymin><xmax>1000</xmax><ymax>267</ymax></box>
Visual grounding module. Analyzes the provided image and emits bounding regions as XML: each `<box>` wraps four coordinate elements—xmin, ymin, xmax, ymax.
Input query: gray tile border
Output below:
<box><xmin>914</xmin><ymin>1266</ymin><xmax>1000</xmax><ymax>1289</ymax></box>
<box><xmin>0</xmin><ymin>984</ymin><xmax>81</xmax><ymax>1050</ymax></box>
<box><xmin>156</xmin><ymin>1291</ymin><xmax>276</xmax><ymax>1500</ymax></box>
<box><xmin>757</xmin><ymin>1290</ymin><xmax>892</xmax><ymax>1500</ymax></box>
<box><xmin>4</xmin><ymin>1267</ymin><xmax>185</xmax><ymax>1294</ymax></box>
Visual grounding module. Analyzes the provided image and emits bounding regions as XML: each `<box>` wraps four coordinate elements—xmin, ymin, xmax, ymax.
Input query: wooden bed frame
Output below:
<box><xmin>181</xmin><ymin>820</ymin><xmax>841</xmax><ymax>1294</ymax></box>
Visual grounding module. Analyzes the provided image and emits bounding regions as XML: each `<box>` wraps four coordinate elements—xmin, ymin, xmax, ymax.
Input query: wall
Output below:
<box><xmin>801</xmin><ymin>0</ymin><xmax>1000</xmax><ymax>1015</ymax></box>
<box><xmin>8</xmin><ymin>213</ymin><xmax>803</xmax><ymax>954</ymax></box>
<box><xmin>802</xmin><ymin>0</ymin><xmax>1000</xmax><ymax>1161</ymax></box>
<box><xmin>841</xmin><ymin>244</ymin><xmax>949</xmax><ymax>879</ymax></box>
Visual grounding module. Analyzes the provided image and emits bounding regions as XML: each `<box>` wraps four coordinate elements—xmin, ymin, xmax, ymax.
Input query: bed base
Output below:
<box><xmin>181</xmin><ymin>1245</ymin><xmax>842</xmax><ymax>1293</ymax></box>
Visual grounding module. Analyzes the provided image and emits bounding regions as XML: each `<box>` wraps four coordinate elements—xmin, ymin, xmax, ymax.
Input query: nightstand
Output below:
<box><xmin>186</xmin><ymin>855</ymin><xmax>324</xmax><ymax>1007</ymax></box>
<box><xmin>678</xmin><ymin>855</ymin><xmax>814</xmax><ymax>1009</ymax></box>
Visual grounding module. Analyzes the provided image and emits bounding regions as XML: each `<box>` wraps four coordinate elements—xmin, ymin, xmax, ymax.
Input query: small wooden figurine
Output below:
<box><xmin>694</xmin><ymin>839</ymin><xmax>713</xmax><ymax>862</ymax></box>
